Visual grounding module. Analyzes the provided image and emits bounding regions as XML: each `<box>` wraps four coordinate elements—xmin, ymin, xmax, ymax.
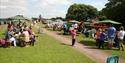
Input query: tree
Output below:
<box><xmin>66</xmin><ymin>4</ymin><xmax>98</xmax><ymax>21</ymax></box>
<box><xmin>98</xmin><ymin>11</ymin><xmax>107</xmax><ymax>21</ymax></box>
<box><xmin>102</xmin><ymin>0</ymin><xmax>125</xmax><ymax>23</ymax></box>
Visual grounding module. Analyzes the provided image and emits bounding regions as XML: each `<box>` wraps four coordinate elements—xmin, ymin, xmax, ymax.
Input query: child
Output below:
<box><xmin>99</xmin><ymin>29</ymin><xmax>105</xmax><ymax>49</ymax></box>
<box><xmin>95</xmin><ymin>29</ymin><xmax>101</xmax><ymax>47</ymax></box>
<box><xmin>70</xmin><ymin>29</ymin><xmax>76</xmax><ymax>46</ymax></box>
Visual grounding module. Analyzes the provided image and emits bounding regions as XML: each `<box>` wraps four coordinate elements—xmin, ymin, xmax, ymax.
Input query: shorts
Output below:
<box><xmin>108</xmin><ymin>38</ymin><xmax>115</xmax><ymax>43</ymax></box>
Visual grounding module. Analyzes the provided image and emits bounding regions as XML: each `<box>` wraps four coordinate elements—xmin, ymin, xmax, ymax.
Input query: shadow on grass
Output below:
<box><xmin>0</xmin><ymin>46</ymin><xmax>4</xmax><ymax>48</ymax></box>
<box><xmin>80</xmin><ymin>40</ymin><xmax>120</xmax><ymax>51</ymax></box>
<box><xmin>60</xmin><ymin>43</ymin><xmax>71</xmax><ymax>46</ymax></box>
<box><xmin>57</xmin><ymin>32</ymin><xmax>63</xmax><ymax>35</ymax></box>
<box><xmin>84</xmin><ymin>46</ymin><xmax>98</xmax><ymax>49</ymax></box>
<box><xmin>79</xmin><ymin>40</ymin><xmax>95</xmax><ymax>46</ymax></box>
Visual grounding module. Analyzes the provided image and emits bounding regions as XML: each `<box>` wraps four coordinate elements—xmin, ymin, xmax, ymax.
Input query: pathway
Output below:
<box><xmin>43</xmin><ymin>28</ymin><xmax>125</xmax><ymax>63</ymax></box>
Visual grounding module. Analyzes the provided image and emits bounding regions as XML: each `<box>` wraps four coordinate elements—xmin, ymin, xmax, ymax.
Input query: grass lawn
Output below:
<box><xmin>0</xmin><ymin>24</ymin><xmax>96</xmax><ymax>63</ymax></box>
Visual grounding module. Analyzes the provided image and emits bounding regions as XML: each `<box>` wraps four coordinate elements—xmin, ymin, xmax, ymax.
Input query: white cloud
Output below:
<box><xmin>30</xmin><ymin>0</ymin><xmax>72</xmax><ymax>18</ymax></box>
<box><xmin>0</xmin><ymin>0</ymin><xmax>108</xmax><ymax>18</ymax></box>
<box><xmin>0</xmin><ymin>0</ymin><xmax>9</xmax><ymax>2</ymax></box>
<box><xmin>0</xmin><ymin>5</ymin><xmax>7</xmax><ymax>9</ymax></box>
<box><xmin>85</xmin><ymin>0</ymin><xmax>107</xmax><ymax>10</ymax></box>
<box><xmin>0</xmin><ymin>0</ymin><xmax>27</xmax><ymax>18</ymax></box>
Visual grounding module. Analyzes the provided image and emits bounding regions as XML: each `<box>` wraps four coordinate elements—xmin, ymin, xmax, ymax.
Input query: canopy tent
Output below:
<box><xmin>69</xmin><ymin>20</ymin><xmax>78</xmax><ymax>23</ymax></box>
<box><xmin>97</xmin><ymin>20</ymin><xmax>121</xmax><ymax>24</ymax></box>
<box><xmin>7</xmin><ymin>15</ymin><xmax>30</xmax><ymax>22</ymax></box>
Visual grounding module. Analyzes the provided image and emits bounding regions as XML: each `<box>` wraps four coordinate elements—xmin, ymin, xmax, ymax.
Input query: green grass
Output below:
<box><xmin>0</xmin><ymin>24</ymin><xmax>96</xmax><ymax>63</ymax></box>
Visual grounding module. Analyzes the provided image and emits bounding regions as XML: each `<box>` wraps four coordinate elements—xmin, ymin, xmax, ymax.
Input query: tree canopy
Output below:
<box><xmin>66</xmin><ymin>4</ymin><xmax>98</xmax><ymax>21</ymax></box>
<box><xmin>102</xmin><ymin>0</ymin><xmax>125</xmax><ymax>23</ymax></box>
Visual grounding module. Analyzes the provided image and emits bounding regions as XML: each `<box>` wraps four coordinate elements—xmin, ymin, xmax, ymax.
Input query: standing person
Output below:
<box><xmin>72</xmin><ymin>22</ymin><xmax>78</xmax><ymax>30</ymax></box>
<box><xmin>114</xmin><ymin>31</ymin><xmax>120</xmax><ymax>48</ymax></box>
<box><xmin>99</xmin><ymin>29</ymin><xmax>105</xmax><ymax>49</ymax></box>
<box><xmin>95</xmin><ymin>29</ymin><xmax>101</xmax><ymax>47</ymax></box>
<box><xmin>70</xmin><ymin>29</ymin><xmax>77</xmax><ymax>46</ymax></box>
<box><xmin>118</xmin><ymin>26</ymin><xmax>125</xmax><ymax>51</ymax></box>
<box><xmin>78</xmin><ymin>21</ymin><xmax>84</xmax><ymax>32</ymax></box>
<box><xmin>107</xmin><ymin>24</ymin><xmax>116</xmax><ymax>49</ymax></box>
<box><xmin>63</xmin><ymin>22</ymin><xmax>68</xmax><ymax>35</ymax></box>
<box><xmin>91</xmin><ymin>27</ymin><xmax>96</xmax><ymax>38</ymax></box>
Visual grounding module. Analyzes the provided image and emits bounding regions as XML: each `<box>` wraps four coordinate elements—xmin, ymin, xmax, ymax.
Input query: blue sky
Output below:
<box><xmin>0</xmin><ymin>0</ymin><xmax>108</xmax><ymax>18</ymax></box>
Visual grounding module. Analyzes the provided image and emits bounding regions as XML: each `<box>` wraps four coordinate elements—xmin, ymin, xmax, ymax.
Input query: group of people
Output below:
<box><xmin>94</xmin><ymin>24</ymin><xmax>125</xmax><ymax>51</ymax></box>
<box><xmin>0</xmin><ymin>21</ymin><xmax>37</xmax><ymax>47</ymax></box>
<box><xmin>63</xmin><ymin>22</ymin><xmax>125</xmax><ymax>50</ymax></box>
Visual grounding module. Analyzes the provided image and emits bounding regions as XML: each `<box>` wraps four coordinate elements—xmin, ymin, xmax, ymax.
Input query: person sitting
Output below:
<box><xmin>22</xmin><ymin>27</ymin><xmax>30</xmax><ymax>47</ymax></box>
<box><xmin>5</xmin><ymin>30</ymin><xmax>15</xmax><ymax>47</ymax></box>
<box><xmin>28</xmin><ymin>26</ymin><xmax>37</xmax><ymax>46</ymax></box>
<box><xmin>0</xmin><ymin>39</ymin><xmax>6</xmax><ymax>47</ymax></box>
<box><xmin>9</xmin><ymin>35</ymin><xmax>17</xmax><ymax>47</ymax></box>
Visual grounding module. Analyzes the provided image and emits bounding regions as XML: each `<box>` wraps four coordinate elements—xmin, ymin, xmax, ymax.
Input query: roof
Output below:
<box><xmin>7</xmin><ymin>15</ymin><xmax>30</xmax><ymax>21</ymax></box>
<box><xmin>69</xmin><ymin>20</ymin><xmax>78</xmax><ymax>23</ymax></box>
<box><xmin>97</xmin><ymin>20</ymin><xmax>121</xmax><ymax>24</ymax></box>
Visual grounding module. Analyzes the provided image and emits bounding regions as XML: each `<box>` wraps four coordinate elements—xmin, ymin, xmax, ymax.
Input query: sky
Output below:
<box><xmin>0</xmin><ymin>0</ymin><xmax>108</xmax><ymax>18</ymax></box>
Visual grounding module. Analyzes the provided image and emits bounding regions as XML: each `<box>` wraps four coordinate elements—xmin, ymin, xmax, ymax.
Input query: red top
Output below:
<box><xmin>70</xmin><ymin>30</ymin><xmax>76</xmax><ymax>39</ymax></box>
<box><xmin>95</xmin><ymin>31</ymin><xmax>100</xmax><ymax>39</ymax></box>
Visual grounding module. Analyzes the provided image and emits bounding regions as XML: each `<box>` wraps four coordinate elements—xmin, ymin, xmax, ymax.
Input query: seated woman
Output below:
<box><xmin>22</xmin><ymin>27</ymin><xmax>30</xmax><ymax>47</ymax></box>
<box><xmin>28</xmin><ymin>26</ymin><xmax>37</xmax><ymax>46</ymax></box>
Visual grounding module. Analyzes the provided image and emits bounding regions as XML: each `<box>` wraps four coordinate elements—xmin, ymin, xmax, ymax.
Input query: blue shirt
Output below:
<box><xmin>108</xmin><ymin>27</ymin><xmax>116</xmax><ymax>39</ymax></box>
<box><xmin>100</xmin><ymin>32</ymin><xmax>105</xmax><ymax>41</ymax></box>
<box><xmin>63</xmin><ymin>23</ymin><xmax>68</xmax><ymax>29</ymax></box>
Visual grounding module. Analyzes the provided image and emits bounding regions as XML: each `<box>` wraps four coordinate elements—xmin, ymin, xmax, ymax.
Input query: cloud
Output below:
<box><xmin>27</xmin><ymin>0</ymin><xmax>108</xmax><ymax>18</ymax></box>
<box><xmin>0</xmin><ymin>0</ymin><xmax>27</xmax><ymax>18</ymax></box>
<box><xmin>30</xmin><ymin>0</ymin><xmax>72</xmax><ymax>18</ymax></box>
<box><xmin>85</xmin><ymin>0</ymin><xmax>108</xmax><ymax>10</ymax></box>
<box><xmin>0</xmin><ymin>0</ymin><xmax>108</xmax><ymax>18</ymax></box>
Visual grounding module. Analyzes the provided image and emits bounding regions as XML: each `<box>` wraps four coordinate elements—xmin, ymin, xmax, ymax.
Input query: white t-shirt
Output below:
<box><xmin>9</xmin><ymin>37</ymin><xmax>16</xmax><ymax>43</ymax></box>
<box><xmin>72</xmin><ymin>24</ymin><xmax>78</xmax><ymax>29</ymax></box>
<box><xmin>118</xmin><ymin>30</ymin><xmax>125</xmax><ymax>40</ymax></box>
